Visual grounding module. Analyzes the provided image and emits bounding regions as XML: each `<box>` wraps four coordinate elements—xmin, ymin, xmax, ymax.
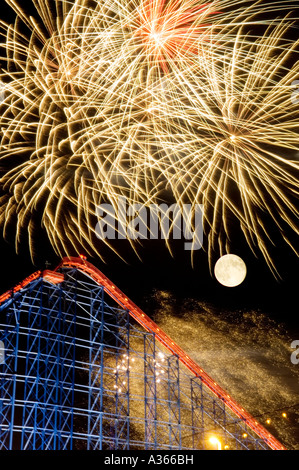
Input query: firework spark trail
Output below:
<box><xmin>157</xmin><ymin>23</ymin><xmax>299</xmax><ymax>275</ymax></box>
<box><xmin>0</xmin><ymin>0</ymin><xmax>298</xmax><ymax>271</ymax></box>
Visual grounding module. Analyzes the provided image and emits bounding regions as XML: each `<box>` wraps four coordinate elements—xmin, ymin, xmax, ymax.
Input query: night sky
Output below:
<box><xmin>0</xmin><ymin>0</ymin><xmax>297</xmax><ymax>317</ymax></box>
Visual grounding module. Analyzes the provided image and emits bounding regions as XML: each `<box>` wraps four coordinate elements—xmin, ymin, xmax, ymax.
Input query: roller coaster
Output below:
<box><xmin>0</xmin><ymin>256</ymin><xmax>286</xmax><ymax>450</ymax></box>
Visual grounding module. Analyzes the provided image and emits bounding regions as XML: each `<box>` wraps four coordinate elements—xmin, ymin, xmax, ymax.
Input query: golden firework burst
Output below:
<box><xmin>0</xmin><ymin>0</ymin><xmax>298</xmax><ymax>272</ymax></box>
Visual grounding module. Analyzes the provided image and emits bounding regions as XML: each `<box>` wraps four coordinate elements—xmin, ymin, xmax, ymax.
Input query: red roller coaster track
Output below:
<box><xmin>0</xmin><ymin>256</ymin><xmax>286</xmax><ymax>450</ymax></box>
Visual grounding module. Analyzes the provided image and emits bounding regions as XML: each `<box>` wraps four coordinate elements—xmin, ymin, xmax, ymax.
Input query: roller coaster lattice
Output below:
<box><xmin>0</xmin><ymin>257</ymin><xmax>286</xmax><ymax>450</ymax></box>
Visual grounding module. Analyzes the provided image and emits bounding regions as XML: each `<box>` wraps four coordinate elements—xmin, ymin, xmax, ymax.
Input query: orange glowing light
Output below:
<box><xmin>136</xmin><ymin>0</ymin><xmax>215</xmax><ymax>72</ymax></box>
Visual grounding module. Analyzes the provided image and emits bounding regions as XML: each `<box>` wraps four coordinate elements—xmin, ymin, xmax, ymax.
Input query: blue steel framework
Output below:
<box><xmin>0</xmin><ymin>263</ymin><xmax>280</xmax><ymax>450</ymax></box>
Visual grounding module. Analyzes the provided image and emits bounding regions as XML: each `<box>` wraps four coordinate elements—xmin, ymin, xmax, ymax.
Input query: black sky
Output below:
<box><xmin>0</xmin><ymin>0</ymin><xmax>298</xmax><ymax>335</ymax></box>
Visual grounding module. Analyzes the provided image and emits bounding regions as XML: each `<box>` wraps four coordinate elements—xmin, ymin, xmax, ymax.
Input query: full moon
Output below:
<box><xmin>214</xmin><ymin>254</ymin><xmax>247</xmax><ymax>287</ymax></box>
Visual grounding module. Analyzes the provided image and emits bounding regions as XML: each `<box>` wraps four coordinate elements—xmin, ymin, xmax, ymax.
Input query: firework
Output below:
<box><xmin>0</xmin><ymin>0</ymin><xmax>298</xmax><ymax>271</ymax></box>
<box><xmin>156</xmin><ymin>22</ymin><xmax>299</xmax><ymax>275</ymax></box>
